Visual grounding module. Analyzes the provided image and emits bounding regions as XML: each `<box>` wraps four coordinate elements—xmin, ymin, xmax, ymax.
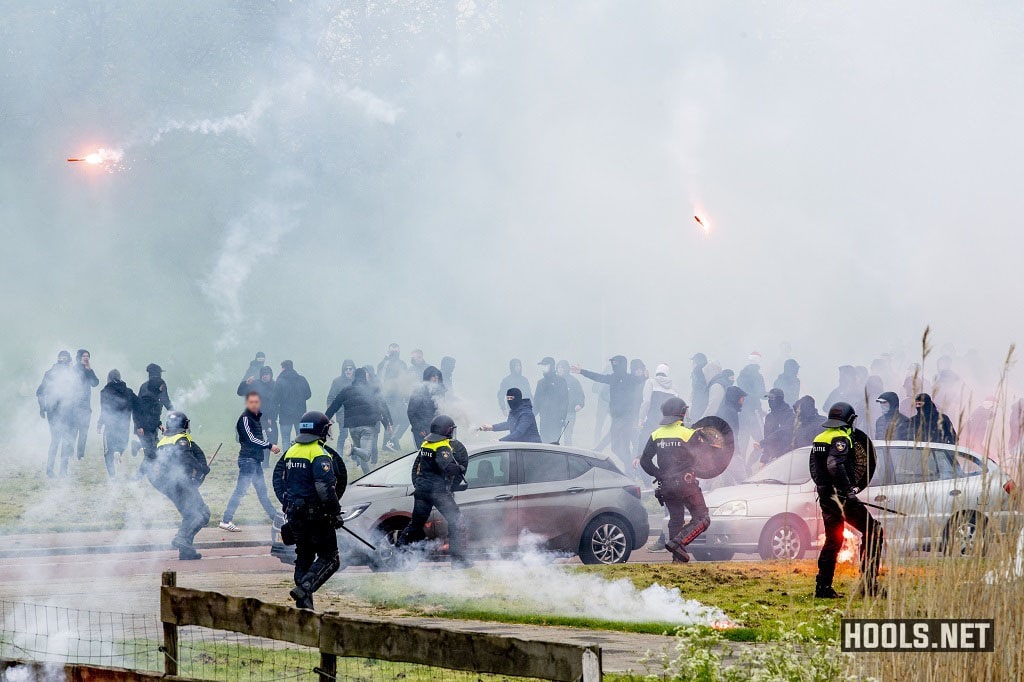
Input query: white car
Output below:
<box><xmin>688</xmin><ymin>441</ymin><xmax>1017</xmax><ymax>561</ymax></box>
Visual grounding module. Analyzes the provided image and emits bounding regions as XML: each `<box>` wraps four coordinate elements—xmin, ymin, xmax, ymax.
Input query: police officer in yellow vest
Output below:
<box><xmin>639</xmin><ymin>398</ymin><xmax>708</xmax><ymax>563</ymax></box>
<box><xmin>150</xmin><ymin>411</ymin><xmax>210</xmax><ymax>560</ymax></box>
<box><xmin>395</xmin><ymin>415</ymin><xmax>472</xmax><ymax>567</ymax></box>
<box><xmin>810</xmin><ymin>402</ymin><xmax>884</xmax><ymax>598</ymax></box>
<box><xmin>272</xmin><ymin>411</ymin><xmax>347</xmax><ymax>610</ymax></box>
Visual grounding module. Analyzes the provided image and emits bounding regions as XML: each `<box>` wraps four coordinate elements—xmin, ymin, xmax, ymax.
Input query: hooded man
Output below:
<box><xmin>377</xmin><ymin>343</ymin><xmax>409</xmax><ymax>450</ymax></box>
<box><xmin>326</xmin><ymin>360</ymin><xmax>357</xmax><ymax>447</ymax></box>
<box><xmin>242</xmin><ymin>352</ymin><xmax>266</xmax><ymax>383</ymax></box>
<box><xmin>875</xmin><ymin>392</ymin><xmax>909</xmax><ymax>441</ymax></box>
<box><xmin>534</xmin><ymin>357</ymin><xmax>570</xmax><ymax>443</ymax></box>
<box><xmin>793</xmin><ymin>395</ymin><xmax>824</xmax><ymax>449</ymax></box>
<box><xmin>98</xmin><ymin>369</ymin><xmax>137</xmax><ymax>479</ymax></box>
<box><xmin>773</xmin><ymin>359</ymin><xmax>801</xmax><ymax>408</ymax></box>
<box><xmin>907</xmin><ymin>393</ymin><xmax>957</xmax><ymax>445</ymax></box>
<box><xmin>736</xmin><ymin>353</ymin><xmax>767</xmax><ymax>460</ymax></box>
<box><xmin>639</xmin><ymin>397</ymin><xmax>708</xmax><ymax>563</ymax></box>
<box><xmin>326</xmin><ymin>367</ymin><xmax>392</xmax><ymax>474</ymax></box>
<box><xmin>69</xmin><ymin>349</ymin><xmax>99</xmax><ymax>462</ymax></box>
<box><xmin>558</xmin><ymin>360</ymin><xmax>585</xmax><ymax>446</ymax></box>
<box><xmin>408</xmin><ymin>365</ymin><xmax>446</xmax><ymax>448</ymax></box>
<box><xmin>810</xmin><ymin>402</ymin><xmax>884</xmax><ymax>598</ymax></box>
<box><xmin>638</xmin><ymin>364</ymin><xmax>679</xmax><ymax>445</ymax></box>
<box><xmin>276</xmin><ymin>360</ymin><xmax>312</xmax><ymax>446</ymax></box>
<box><xmin>758</xmin><ymin>388</ymin><xmax>796</xmax><ymax>465</ymax></box>
<box><xmin>37</xmin><ymin>350</ymin><xmax>76</xmax><ymax>478</ymax></box>
<box><xmin>825</xmin><ymin>365</ymin><xmax>864</xmax><ymax>419</ymax></box>
<box><xmin>408</xmin><ymin>349</ymin><xmax>428</xmax><ymax>384</ymax></box>
<box><xmin>481</xmin><ymin>389</ymin><xmax>542</xmax><ymax>443</ymax></box>
<box><xmin>134</xmin><ymin>363</ymin><xmax>173</xmax><ymax>473</ymax></box>
<box><xmin>573</xmin><ymin>356</ymin><xmax>645</xmax><ymax>464</ymax></box>
<box><xmin>716</xmin><ymin>386</ymin><xmax>748</xmax><ymax>484</ymax></box>
<box><xmin>705</xmin><ymin>367</ymin><xmax>734</xmax><ymax>417</ymax></box>
<box><xmin>689</xmin><ymin>353</ymin><xmax>709</xmax><ymax>419</ymax></box>
<box><xmin>497</xmin><ymin>359</ymin><xmax>533</xmax><ymax>415</ymax></box>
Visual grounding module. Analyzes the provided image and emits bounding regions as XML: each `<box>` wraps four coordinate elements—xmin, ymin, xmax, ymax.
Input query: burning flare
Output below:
<box><xmin>67</xmin><ymin>148</ymin><xmax>123</xmax><ymax>165</ymax></box>
<box><xmin>693</xmin><ymin>206</ymin><xmax>712</xmax><ymax>236</ymax></box>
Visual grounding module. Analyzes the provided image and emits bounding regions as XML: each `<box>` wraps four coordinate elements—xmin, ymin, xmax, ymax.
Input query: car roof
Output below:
<box><xmin>467</xmin><ymin>441</ymin><xmax>616</xmax><ymax>463</ymax></box>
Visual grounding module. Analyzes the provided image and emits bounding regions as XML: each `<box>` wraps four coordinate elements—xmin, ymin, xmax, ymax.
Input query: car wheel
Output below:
<box><xmin>691</xmin><ymin>549</ymin><xmax>735</xmax><ymax>562</ymax></box>
<box><xmin>944</xmin><ymin>511</ymin><xmax>986</xmax><ymax>557</ymax></box>
<box><xmin>579</xmin><ymin>516</ymin><xmax>632</xmax><ymax>565</ymax></box>
<box><xmin>369</xmin><ymin>521</ymin><xmax>407</xmax><ymax>572</ymax></box>
<box><xmin>758</xmin><ymin>516</ymin><xmax>809</xmax><ymax>560</ymax></box>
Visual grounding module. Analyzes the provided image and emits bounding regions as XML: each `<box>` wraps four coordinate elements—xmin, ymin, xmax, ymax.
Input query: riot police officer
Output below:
<box><xmin>811</xmin><ymin>402</ymin><xmax>884</xmax><ymax>598</ymax></box>
<box><xmin>149</xmin><ymin>412</ymin><xmax>211</xmax><ymax>560</ymax></box>
<box><xmin>639</xmin><ymin>397</ymin><xmax>709</xmax><ymax>563</ymax></box>
<box><xmin>272</xmin><ymin>411</ymin><xmax>347</xmax><ymax>610</ymax></box>
<box><xmin>395</xmin><ymin>415</ymin><xmax>471</xmax><ymax>567</ymax></box>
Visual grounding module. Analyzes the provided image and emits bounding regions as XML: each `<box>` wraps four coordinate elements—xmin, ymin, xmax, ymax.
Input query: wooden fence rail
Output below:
<box><xmin>160</xmin><ymin>571</ymin><xmax>601</xmax><ymax>682</ymax></box>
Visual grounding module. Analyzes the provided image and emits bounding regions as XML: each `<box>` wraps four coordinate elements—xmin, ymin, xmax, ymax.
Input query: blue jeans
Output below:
<box><xmin>222</xmin><ymin>458</ymin><xmax>277</xmax><ymax>523</ymax></box>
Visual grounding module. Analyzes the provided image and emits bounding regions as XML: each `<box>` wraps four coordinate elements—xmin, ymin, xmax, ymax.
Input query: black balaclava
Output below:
<box><xmin>610</xmin><ymin>355</ymin><xmax>628</xmax><ymax>374</ymax></box>
<box><xmin>506</xmin><ymin>388</ymin><xmax>524</xmax><ymax>411</ymax></box>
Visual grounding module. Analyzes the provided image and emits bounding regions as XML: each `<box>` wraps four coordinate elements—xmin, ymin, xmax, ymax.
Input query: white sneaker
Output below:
<box><xmin>219</xmin><ymin>521</ymin><xmax>241</xmax><ymax>532</ymax></box>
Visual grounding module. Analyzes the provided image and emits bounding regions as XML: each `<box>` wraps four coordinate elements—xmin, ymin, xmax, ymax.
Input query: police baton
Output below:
<box><xmin>207</xmin><ymin>443</ymin><xmax>224</xmax><ymax>467</ymax></box>
<box><xmin>857</xmin><ymin>498</ymin><xmax>904</xmax><ymax>515</ymax></box>
<box><xmin>339</xmin><ymin>524</ymin><xmax>377</xmax><ymax>551</ymax></box>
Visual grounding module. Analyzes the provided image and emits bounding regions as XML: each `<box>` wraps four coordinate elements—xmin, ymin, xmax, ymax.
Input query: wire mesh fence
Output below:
<box><xmin>0</xmin><ymin>600</ymin><xmax>553</xmax><ymax>681</ymax></box>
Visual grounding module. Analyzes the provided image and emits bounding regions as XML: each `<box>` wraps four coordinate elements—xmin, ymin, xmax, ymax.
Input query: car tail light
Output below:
<box><xmin>1004</xmin><ymin>479</ymin><xmax>1017</xmax><ymax>495</ymax></box>
<box><xmin>627</xmin><ymin>485</ymin><xmax>641</xmax><ymax>499</ymax></box>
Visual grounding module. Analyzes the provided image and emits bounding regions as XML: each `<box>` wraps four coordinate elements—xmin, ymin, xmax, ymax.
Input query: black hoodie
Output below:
<box><xmin>579</xmin><ymin>355</ymin><xmax>644</xmax><ymax>419</ymax></box>
<box><xmin>326</xmin><ymin>360</ymin><xmax>357</xmax><ymax>409</ymax></box>
<box><xmin>792</xmin><ymin>395</ymin><xmax>823</xmax><ymax>449</ymax></box>
<box><xmin>715</xmin><ymin>386</ymin><xmax>747</xmax><ymax>436</ymax></box>
<box><xmin>760</xmin><ymin>394</ymin><xmax>796</xmax><ymax>464</ymax></box>
<box><xmin>275</xmin><ymin>363</ymin><xmax>312</xmax><ymax>420</ymax></box>
<box><xmin>326</xmin><ymin>368</ymin><xmax>392</xmax><ymax>429</ymax></box>
<box><xmin>99</xmin><ymin>375</ymin><xmax>137</xmax><ymax>434</ymax></box>
<box><xmin>408</xmin><ymin>366</ymin><xmax>446</xmax><ymax>435</ymax></box>
<box><xmin>907</xmin><ymin>393</ymin><xmax>956</xmax><ymax>445</ymax></box>
<box><xmin>875</xmin><ymin>391</ymin><xmax>910</xmax><ymax>441</ymax></box>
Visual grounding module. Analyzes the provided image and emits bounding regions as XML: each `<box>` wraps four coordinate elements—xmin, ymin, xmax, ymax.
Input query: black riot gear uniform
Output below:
<box><xmin>810</xmin><ymin>404</ymin><xmax>884</xmax><ymax>598</ymax></box>
<box><xmin>272</xmin><ymin>420</ymin><xmax>347</xmax><ymax>611</ymax></box>
<box><xmin>395</xmin><ymin>415</ymin><xmax>471</xmax><ymax>566</ymax></box>
<box><xmin>639</xmin><ymin>400</ymin><xmax>708</xmax><ymax>563</ymax></box>
<box><xmin>148</xmin><ymin>417</ymin><xmax>210</xmax><ymax>560</ymax></box>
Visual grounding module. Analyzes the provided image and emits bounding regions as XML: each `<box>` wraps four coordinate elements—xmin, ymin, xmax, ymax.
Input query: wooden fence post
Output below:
<box><xmin>318</xmin><ymin>650</ymin><xmax>337</xmax><ymax>682</ymax></box>
<box><xmin>161</xmin><ymin>571</ymin><xmax>179</xmax><ymax>676</ymax></box>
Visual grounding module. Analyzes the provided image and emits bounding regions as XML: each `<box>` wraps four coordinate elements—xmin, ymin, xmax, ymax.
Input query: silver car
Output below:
<box><xmin>688</xmin><ymin>441</ymin><xmax>1017</xmax><ymax>561</ymax></box>
<box><xmin>272</xmin><ymin>442</ymin><xmax>649</xmax><ymax>566</ymax></box>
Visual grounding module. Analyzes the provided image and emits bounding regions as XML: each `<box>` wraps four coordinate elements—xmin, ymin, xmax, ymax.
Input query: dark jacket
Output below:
<box><xmin>562</xmin><ymin>368</ymin><xmax>585</xmax><ymax>413</ymax></box>
<box><xmin>760</xmin><ymin>397</ymin><xmax>796</xmax><ymax>464</ymax></box>
<box><xmin>715</xmin><ymin>386</ymin><xmax>747</xmax><ymax>437</ymax></box>
<box><xmin>326</xmin><ymin>371</ymin><xmax>391</xmax><ymax>430</ymax></box>
<box><xmin>907</xmin><ymin>394</ymin><xmax>957</xmax><ymax>445</ymax></box>
<box><xmin>690</xmin><ymin>357</ymin><xmax>709</xmax><ymax>419</ymax></box>
<box><xmin>241</xmin><ymin>360</ymin><xmax>266</xmax><ymax>383</ymax></box>
<box><xmin>736</xmin><ymin>364</ymin><xmax>766</xmax><ymax>410</ymax></box>
<box><xmin>37</xmin><ymin>361</ymin><xmax>75</xmax><ymax>417</ymax></box>
<box><xmin>792</xmin><ymin>396</ymin><xmax>823</xmax><ymax>449</ymax></box>
<box><xmin>412</xmin><ymin>438</ymin><xmax>469</xmax><ymax>493</ymax></box>
<box><xmin>772</xmin><ymin>360</ymin><xmax>801</xmax><ymax>406</ymax></box>
<box><xmin>875</xmin><ymin>391</ymin><xmax>910</xmax><ymax>441</ymax></box>
<box><xmin>237</xmin><ymin>377</ymin><xmax>278</xmax><ymax>422</ymax></box>
<box><xmin>408</xmin><ymin>367</ymin><xmax>446</xmax><ymax>437</ymax></box>
<box><xmin>534</xmin><ymin>371</ymin><xmax>569</xmax><ymax>424</ymax></box>
<box><xmin>377</xmin><ymin>354</ymin><xmax>408</xmax><ymax>399</ymax></box>
<box><xmin>99</xmin><ymin>379</ymin><xmax>136</xmax><ymax>435</ymax></box>
<box><xmin>440</xmin><ymin>356</ymin><xmax>456</xmax><ymax>392</ymax></box>
<box><xmin>135</xmin><ymin>378</ymin><xmax>173</xmax><ymax>431</ymax></box>
<box><xmin>326</xmin><ymin>360</ymin><xmax>357</xmax><ymax>420</ymax></box>
<box><xmin>492</xmin><ymin>400</ymin><xmax>542</xmax><ymax>443</ymax></box>
<box><xmin>579</xmin><ymin>356</ymin><xmax>644</xmax><ymax>419</ymax></box>
<box><xmin>236</xmin><ymin>409</ymin><xmax>271</xmax><ymax>461</ymax></box>
<box><xmin>72</xmin><ymin>358</ymin><xmax>99</xmax><ymax>413</ymax></box>
<box><xmin>275</xmin><ymin>367</ymin><xmax>311</xmax><ymax>420</ymax></box>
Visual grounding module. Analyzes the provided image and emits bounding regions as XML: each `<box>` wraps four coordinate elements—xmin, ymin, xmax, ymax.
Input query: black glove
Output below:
<box><xmin>845</xmin><ymin>487</ymin><xmax>861</xmax><ymax>501</ymax></box>
<box><xmin>331</xmin><ymin>513</ymin><xmax>345</xmax><ymax>529</ymax></box>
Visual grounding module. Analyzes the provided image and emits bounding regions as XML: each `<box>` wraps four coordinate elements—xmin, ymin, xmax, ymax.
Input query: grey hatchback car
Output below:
<box><xmin>271</xmin><ymin>442</ymin><xmax>649</xmax><ymax>567</ymax></box>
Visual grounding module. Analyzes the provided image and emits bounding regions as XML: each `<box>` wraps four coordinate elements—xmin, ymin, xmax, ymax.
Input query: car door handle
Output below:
<box><xmin>567</xmin><ymin>487</ymin><xmax>585</xmax><ymax>494</ymax></box>
<box><xmin>874</xmin><ymin>495</ymin><xmax>887</xmax><ymax>503</ymax></box>
<box><xmin>949</xmin><ymin>489</ymin><xmax>962</xmax><ymax>497</ymax></box>
<box><xmin>493</xmin><ymin>494</ymin><xmax>514</xmax><ymax>501</ymax></box>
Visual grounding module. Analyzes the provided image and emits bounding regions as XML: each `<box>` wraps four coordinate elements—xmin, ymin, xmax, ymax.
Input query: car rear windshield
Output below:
<box><xmin>746</xmin><ymin>448</ymin><xmax>811</xmax><ymax>485</ymax></box>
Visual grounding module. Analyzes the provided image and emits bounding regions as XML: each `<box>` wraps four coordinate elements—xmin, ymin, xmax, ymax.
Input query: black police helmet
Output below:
<box><xmin>426</xmin><ymin>414</ymin><xmax>457</xmax><ymax>443</ymax></box>
<box><xmin>659</xmin><ymin>397</ymin><xmax>689</xmax><ymax>425</ymax></box>
<box><xmin>822</xmin><ymin>402</ymin><xmax>857</xmax><ymax>428</ymax></box>
<box><xmin>164</xmin><ymin>411</ymin><xmax>189</xmax><ymax>435</ymax></box>
<box><xmin>296</xmin><ymin>411</ymin><xmax>331</xmax><ymax>444</ymax></box>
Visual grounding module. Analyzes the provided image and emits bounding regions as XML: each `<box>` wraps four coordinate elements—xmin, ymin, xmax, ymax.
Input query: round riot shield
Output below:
<box><xmin>851</xmin><ymin>428</ymin><xmax>877</xmax><ymax>491</ymax></box>
<box><xmin>689</xmin><ymin>416</ymin><xmax>736</xmax><ymax>479</ymax></box>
